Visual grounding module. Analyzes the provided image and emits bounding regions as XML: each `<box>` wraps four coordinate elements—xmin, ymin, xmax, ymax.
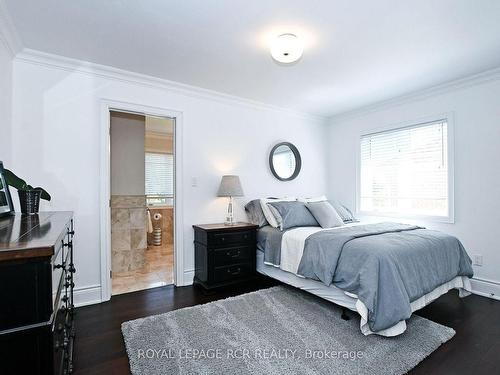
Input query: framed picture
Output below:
<box><xmin>0</xmin><ymin>161</ymin><xmax>15</xmax><ymax>217</ymax></box>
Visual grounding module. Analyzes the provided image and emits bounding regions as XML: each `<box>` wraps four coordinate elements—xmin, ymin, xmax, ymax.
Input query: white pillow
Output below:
<box><xmin>297</xmin><ymin>195</ymin><xmax>328</xmax><ymax>203</ymax></box>
<box><xmin>260</xmin><ymin>197</ymin><xmax>296</xmax><ymax>228</ymax></box>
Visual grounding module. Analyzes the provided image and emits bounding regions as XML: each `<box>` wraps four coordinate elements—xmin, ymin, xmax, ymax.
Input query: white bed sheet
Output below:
<box><xmin>279</xmin><ymin>222</ymin><xmax>362</xmax><ymax>275</ymax></box>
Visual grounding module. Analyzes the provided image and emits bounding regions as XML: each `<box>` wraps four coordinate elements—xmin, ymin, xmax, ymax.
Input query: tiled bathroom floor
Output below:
<box><xmin>112</xmin><ymin>243</ymin><xmax>174</xmax><ymax>295</ymax></box>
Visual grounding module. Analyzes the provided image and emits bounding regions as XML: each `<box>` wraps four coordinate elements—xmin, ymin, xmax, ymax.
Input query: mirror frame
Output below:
<box><xmin>269</xmin><ymin>142</ymin><xmax>302</xmax><ymax>181</ymax></box>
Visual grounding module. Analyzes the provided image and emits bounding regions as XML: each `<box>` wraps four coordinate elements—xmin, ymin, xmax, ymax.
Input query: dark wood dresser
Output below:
<box><xmin>193</xmin><ymin>222</ymin><xmax>258</xmax><ymax>289</ymax></box>
<box><xmin>0</xmin><ymin>212</ymin><xmax>76</xmax><ymax>375</ymax></box>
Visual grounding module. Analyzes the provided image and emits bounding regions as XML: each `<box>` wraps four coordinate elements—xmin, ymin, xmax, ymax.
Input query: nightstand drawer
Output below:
<box><xmin>214</xmin><ymin>246</ymin><xmax>252</xmax><ymax>266</ymax></box>
<box><xmin>209</xmin><ymin>230</ymin><xmax>254</xmax><ymax>247</ymax></box>
<box><xmin>213</xmin><ymin>263</ymin><xmax>253</xmax><ymax>283</ymax></box>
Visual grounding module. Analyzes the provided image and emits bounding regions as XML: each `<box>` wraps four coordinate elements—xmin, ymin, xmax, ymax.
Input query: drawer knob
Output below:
<box><xmin>227</xmin><ymin>267</ymin><xmax>241</xmax><ymax>275</ymax></box>
<box><xmin>226</xmin><ymin>250</ymin><xmax>241</xmax><ymax>258</ymax></box>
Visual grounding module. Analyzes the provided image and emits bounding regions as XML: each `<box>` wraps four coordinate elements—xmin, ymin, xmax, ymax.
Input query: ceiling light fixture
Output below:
<box><xmin>270</xmin><ymin>33</ymin><xmax>303</xmax><ymax>64</ymax></box>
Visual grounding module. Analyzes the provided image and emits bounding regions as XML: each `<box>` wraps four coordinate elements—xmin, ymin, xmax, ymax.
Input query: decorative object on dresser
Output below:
<box><xmin>217</xmin><ymin>175</ymin><xmax>244</xmax><ymax>225</ymax></box>
<box><xmin>2</xmin><ymin>165</ymin><xmax>52</xmax><ymax>214</ymax></box>
<box><xmin>193</xmin><ymin>222</ymin><xmax>257</xmax><ymax>289</ymax></box>
<box><xmin>0</xmin><ymin>212</ymin><xmax>76</xmax><ymax>375</ymax></box>
<box><xmin>0</xmin><ymin>162</ymin><xmax>15</xmax><ymax>218</ymax></box>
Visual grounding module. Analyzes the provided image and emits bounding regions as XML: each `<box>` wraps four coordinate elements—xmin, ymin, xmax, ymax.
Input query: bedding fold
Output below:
<box><xmin>296</xmin><ymin>222</ymin><xmax>474</xmax><ymax>332</ymax></box>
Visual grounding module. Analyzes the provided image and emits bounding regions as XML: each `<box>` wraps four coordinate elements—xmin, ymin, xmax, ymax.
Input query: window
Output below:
<box><xmin>359</xmin><ymin>119</ymin><xmax>452</xmax><ymax>221</ymax></box>
<box><xmin>145</xmin><ymin>152</ymin><xmax>174</xmax><ymax>206</ymax></box>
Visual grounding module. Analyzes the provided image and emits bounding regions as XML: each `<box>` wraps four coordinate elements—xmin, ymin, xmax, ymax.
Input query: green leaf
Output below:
<box><xmin>4</xmin><ymin>169</ymin><xmax>27</xmax><ymax>190</ymax></box>
<box><xmin>4</xmin><ymin>169</ymin><xmax>51</xmax><ymax>201</ymax></box>
<box><xmin>34</xmin><ymin>187</ymin><xmax>51</xmax><ymax>201</ymax></box>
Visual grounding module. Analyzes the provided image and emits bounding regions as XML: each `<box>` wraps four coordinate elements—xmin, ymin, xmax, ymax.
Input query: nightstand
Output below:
<box><xmin>193</xmin><ymin>222</ymin><xmax>258</xmax><ymax>289</ymax></box>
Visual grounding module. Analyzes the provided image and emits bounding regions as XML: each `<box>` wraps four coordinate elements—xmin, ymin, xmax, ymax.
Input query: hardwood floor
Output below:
<box><xmin>73</xmin><ymin>277</ymin><xmax>500</xmax><ymax>375</ymax></box>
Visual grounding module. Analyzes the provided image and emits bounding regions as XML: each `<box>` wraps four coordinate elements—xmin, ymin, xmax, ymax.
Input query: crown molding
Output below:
<box><xmin>329</xmin><ymin>66</ymin><xmax>500</xmax><ymax>123</ymax></box>
<box><xmin>14</xmin><ymin>48</ymin><xmax>326</xmax><ymax>124</ymax></box>
<box><xmin>0</xmin><ymin>1</ymin><xmax>23</xmax><ymax>56</ymax></box>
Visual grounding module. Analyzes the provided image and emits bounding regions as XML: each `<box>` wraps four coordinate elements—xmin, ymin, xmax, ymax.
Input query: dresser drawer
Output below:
<box><xmin>0</xmin><ymin>259</ymin><xmax>52</xmax><ymax>331</ymax></box>
<box><xmin>209</xmin><ymin>230</ymin><xmax>254</xmax><ymax>247</ymax></box>
<box><xmin>213</xmin><ymin>263</ymin><xmax>253</xmax><ymax>283</ymax></box>
<box><xmin>214</xmin><ymin>246</ymin><xmax>252</xmax><ymax>266</ymax></box>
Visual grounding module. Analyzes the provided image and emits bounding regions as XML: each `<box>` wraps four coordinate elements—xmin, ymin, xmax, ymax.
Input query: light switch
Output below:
<box><xmin>191</xmin><ymin>177</ymin><xmax>198</xmax><ymax>187</ymax></box>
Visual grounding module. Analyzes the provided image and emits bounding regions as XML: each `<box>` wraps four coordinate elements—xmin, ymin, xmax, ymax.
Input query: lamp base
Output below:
<box><xmin>224</xmin><ymin>219</ymin><xmax>236</xmax><ymax>226</ymax></box>
<box><xmin>224</xmin><ymin>197</ymin><xmax>235</xmax><ymax>225</ymax></box>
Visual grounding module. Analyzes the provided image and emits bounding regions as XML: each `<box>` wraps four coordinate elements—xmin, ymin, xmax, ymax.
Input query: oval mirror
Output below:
<box><xmin>269</xmin><ymin>142</ymin><xmax>301</xmax><ymax>181</ymax></box>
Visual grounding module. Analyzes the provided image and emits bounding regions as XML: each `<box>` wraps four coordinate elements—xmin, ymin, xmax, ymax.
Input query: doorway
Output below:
<box><xmin>109</xmin><ymin>110</ymin><xmax>175</xmax><ymax>295</ymax></box>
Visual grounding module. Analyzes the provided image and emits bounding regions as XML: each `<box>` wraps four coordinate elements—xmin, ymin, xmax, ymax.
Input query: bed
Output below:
<box><xmin>255</xmin><ymin>223</ymin><xmax>473</xmax><ymax>337</ymax></box>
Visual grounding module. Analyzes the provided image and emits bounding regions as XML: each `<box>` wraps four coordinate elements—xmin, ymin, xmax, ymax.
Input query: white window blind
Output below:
<box><xmin>145</xmin><ymin>152</ymin><xmax>174</xmax><ymax>197</ymax></box>
<box><xmin>359</xmin><ymin>120</ymin><xmax>450</xmax><ymax>218</ymax></box>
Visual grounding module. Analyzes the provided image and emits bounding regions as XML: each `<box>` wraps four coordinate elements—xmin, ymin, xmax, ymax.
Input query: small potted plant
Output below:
<box><xmin>3</xmin><ymin>169</ymin><xmax>51</xmax><ymax>214</ymax></box>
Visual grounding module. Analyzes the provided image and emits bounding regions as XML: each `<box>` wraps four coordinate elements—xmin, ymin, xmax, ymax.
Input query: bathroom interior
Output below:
<box><xmin>110</xmin><ymin>111</ymin><xmax>174</xmax><ymax>295</ymax></box>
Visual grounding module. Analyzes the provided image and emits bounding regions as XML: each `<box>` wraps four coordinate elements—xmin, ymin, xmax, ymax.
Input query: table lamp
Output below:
<box><xmin>217</xmin><ymin>175</ymin><xmax>244</xmax><ymax>225</ymax></box>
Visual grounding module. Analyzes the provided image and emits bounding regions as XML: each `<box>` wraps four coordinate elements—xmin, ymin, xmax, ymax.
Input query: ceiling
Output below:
<box><xmin>5</xmin><ymin>0</ymin><xmax>500</xmax><ymax>117</ymax></box>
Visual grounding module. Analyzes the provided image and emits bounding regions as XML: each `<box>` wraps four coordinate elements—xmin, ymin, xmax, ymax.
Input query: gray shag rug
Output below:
<box><xmin>122</xmin><ymin>286</ymin><xmax>454</xmax><ymax>375</ymax></box>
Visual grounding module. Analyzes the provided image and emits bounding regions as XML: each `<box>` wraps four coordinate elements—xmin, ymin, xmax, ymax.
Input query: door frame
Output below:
<box><xmin>99</xmin><ymin>99</ymin><xmax>184</xmax><ymax>302</ymax></box>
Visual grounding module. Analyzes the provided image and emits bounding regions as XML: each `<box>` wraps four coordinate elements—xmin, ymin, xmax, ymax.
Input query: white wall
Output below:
<box><xmin>110</xmin><ymin>113</ymin><xmax>145</xmax><ymax>196</ymax></box>
<box><xmin>0</xmin><ymin>37</ymin><xmax>12</xmax><ymax>165</ymax></box>
<box><xmin>10</xmin><ymin>55</ymin><xmax>328</xmax><ymax>304</ymax></box>
<box><xmin>327</xmin><ymin>77</ymin><xmax>500</xmax><ymax>294</ymax></box>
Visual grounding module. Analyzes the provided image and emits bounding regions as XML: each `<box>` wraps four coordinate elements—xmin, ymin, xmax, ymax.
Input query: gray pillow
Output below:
<box><xmin>307</xmin><ymin>201</ymin><xmax>344</xmax><ymax>228</ymax></box>
<box><xmin>267</xmin><ymin>201</ymin><xmax>319</xmax><ymax>230</ymax></box>
<box><xmin>245</xmin><ymin>199</ymin><xmax>268</xmax><ymax>227</ymax></box>
<box><xmin>329</xmin><ymin>201</ymin><xmax>358</xmax><ymax>223</ymax></box>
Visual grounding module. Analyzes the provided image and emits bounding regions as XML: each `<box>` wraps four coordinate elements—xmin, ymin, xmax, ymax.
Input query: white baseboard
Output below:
<box><xmin>73</xmin><ymin>270</ymin><xmax>194</xmax><ymax>307</ymax></box>
<box><xmin>72</xmin><ymin>276</ymin><xmax>500</xmax><ymax>307</ymax></box>
<box><xmin>74</xmin><ymin>285</ymin><xmax>102</xmax><ymax>307</ymax></box>
<box><xmin>470</xmin><ymin>277</ymin><xmax>500</xmax><ymax>301</ymax></box>
<box><xmin>183</xmin><ymin>269</ymin><xmax>194</xmax><ymax>286</ymax></box>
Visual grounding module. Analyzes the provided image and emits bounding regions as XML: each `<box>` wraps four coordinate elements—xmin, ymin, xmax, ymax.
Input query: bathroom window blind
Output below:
<box><xmin>145</xmin><ymin>152</ymin><xmax>174</xmax><ymax>197</ymax></box>
<box><xmin>359</xmin><ymin>120</ymin><xmax>450</xmax><ymax>218</ymax></box>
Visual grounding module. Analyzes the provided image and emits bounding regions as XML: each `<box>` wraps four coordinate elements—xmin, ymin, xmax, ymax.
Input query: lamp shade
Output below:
<box><xmin>217</xmin><ymin>175</ymin><xmax>244</xmax><ymax>197</ymax></box>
